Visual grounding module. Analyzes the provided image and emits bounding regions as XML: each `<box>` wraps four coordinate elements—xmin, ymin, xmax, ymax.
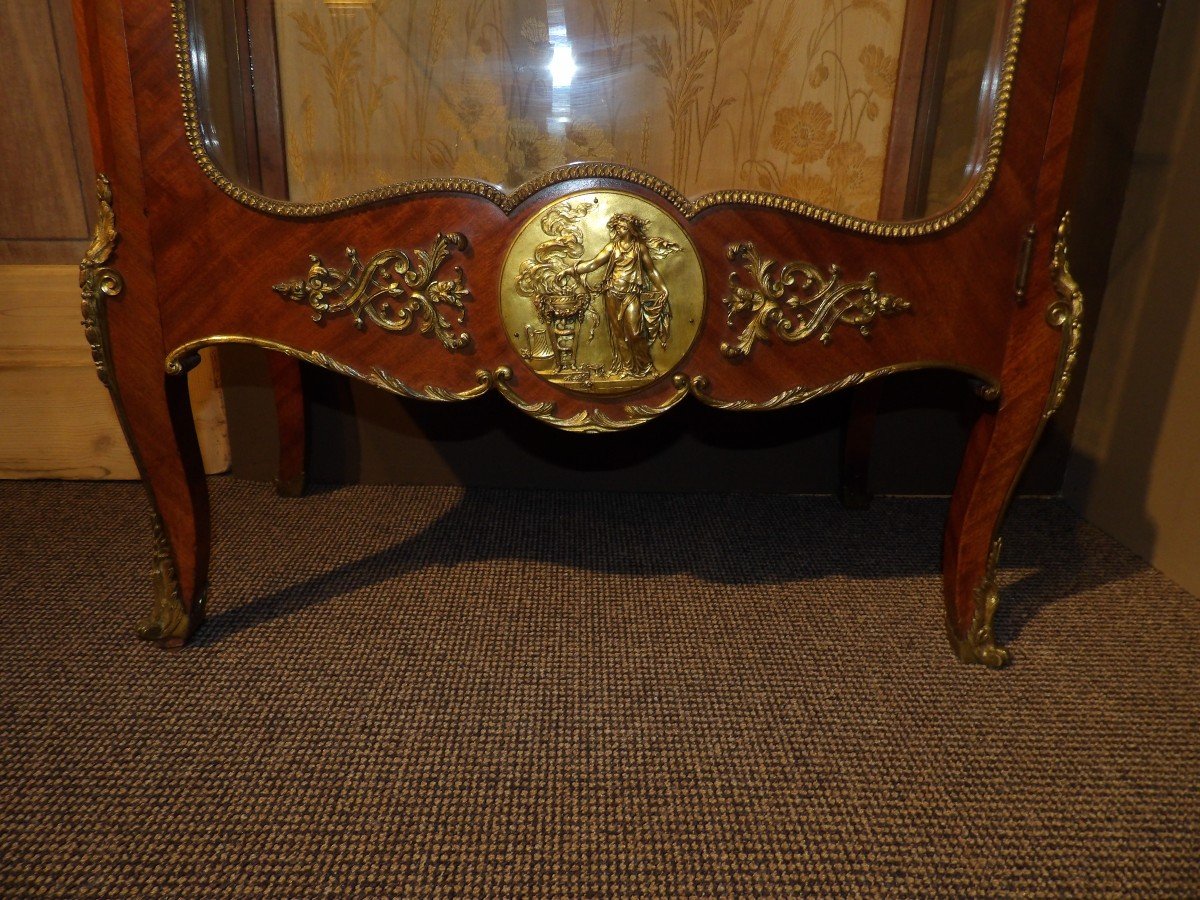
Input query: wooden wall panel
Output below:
<box><xmin>0</xmin><ymin>2</ymin><xmax>96</xmax><ymax>264</ymax></box>
<box><xmin>0</xmin><ymin>7</ymin><xmax>230</xmax><ymax>479</ymax></box>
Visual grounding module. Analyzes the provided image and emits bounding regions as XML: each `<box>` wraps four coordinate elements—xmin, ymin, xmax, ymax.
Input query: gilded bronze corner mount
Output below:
<box><xmin>1045</xmin><ymin>212</ymin><xmax>1084</xmax><ymax>419</ymax></box>
<box><xmin>80</xmin><ymin>175</ymin><xmax>124</xmax><ymax>387</ymax></box>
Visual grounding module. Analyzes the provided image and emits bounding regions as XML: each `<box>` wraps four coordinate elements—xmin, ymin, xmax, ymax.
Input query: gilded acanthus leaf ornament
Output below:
<box><xmin>1045</xmin><ymin>212</ymin><xmax>1084</xmax><ymax>419</ymax></box>
<box><xmin>689</xmin><ymin>367</ymin><xmax>903</xmax><ymax>412</ymax></box>
<box><xmin>492</xmin><ymin>368</ymin><xmax>691</xmax><ymax>433</ymax></box>
<box><xmin>136</xmin><ymin>515</ymin><xmax>202</xmax><ymax>644</ymax></box>
<box><xmin>952</xmin><ymin>538</ymin><xmax>1011</xmax><ymax>668</ymax></box>
<box><xmin>80</xmin><ymin>174</ymin><xmax>125</xmax><ymax>386</ymax></box>
<box><xmin>721</xmin><ymin>242</ymin><xmax>910</xmax><ymax>359</ymax></box>
<box><xmin>273</xmin><ymin>232</ymin><xmax>473</xmax><ymax>351</ymax></box>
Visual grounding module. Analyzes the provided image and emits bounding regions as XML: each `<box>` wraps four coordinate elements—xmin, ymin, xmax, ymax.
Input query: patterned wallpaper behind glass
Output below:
<box><xmin>274</xmin><ymin>0</ymin><xmax>905</xmax><ymax>217</ymax></box>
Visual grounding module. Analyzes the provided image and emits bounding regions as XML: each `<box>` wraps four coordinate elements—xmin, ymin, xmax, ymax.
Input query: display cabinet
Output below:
<box><xmin>74</xmin><ymin>0</ymin><xmax>1105</xmax><ymax>664</ymax></box>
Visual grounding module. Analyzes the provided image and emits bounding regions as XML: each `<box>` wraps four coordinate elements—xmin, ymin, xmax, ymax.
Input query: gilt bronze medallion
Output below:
<box><xmin>500</xmin><ymin>191</ymin><xmax>705</xmax><ymax>396</ymax></box>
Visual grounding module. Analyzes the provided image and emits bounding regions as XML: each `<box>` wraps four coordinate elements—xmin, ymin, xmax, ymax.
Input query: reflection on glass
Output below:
<box><xmin>275</xmin><ymin>0</ymin><xmax>903</xmax><ymax>214</ymax></box>
<box><xmin>922</xmin><ymin>0</ymin><xmax>1004</xmax><ymax>216</ymax></box>
<box><xmin>187</xmin><ymin>0</ymin><xmax>1009</xmax><ymax>221</ymax></box>
<box><xmin>187</xmin><ymin>1</ymin><xmax>253</xmax><ymax>187</ymax></box>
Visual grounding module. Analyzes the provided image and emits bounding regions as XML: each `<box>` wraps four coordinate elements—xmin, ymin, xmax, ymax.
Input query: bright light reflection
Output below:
<box><xmin>549</xmin><ymin>44</ymin><xmax>577</xmax><ymax>89</ymax></box>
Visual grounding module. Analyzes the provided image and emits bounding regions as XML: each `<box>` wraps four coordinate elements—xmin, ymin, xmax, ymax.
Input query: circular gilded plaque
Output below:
<box><xmin>500</xmin><ymin>191</ymin><xmax>705</xmax><ymax>396</ymax></box>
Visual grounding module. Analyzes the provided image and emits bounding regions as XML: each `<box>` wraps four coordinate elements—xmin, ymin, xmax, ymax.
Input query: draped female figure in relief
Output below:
<box><xmin>568</xmin><ymin>213</ymin><xmax>680</xmax><ymax>378</ymax></box>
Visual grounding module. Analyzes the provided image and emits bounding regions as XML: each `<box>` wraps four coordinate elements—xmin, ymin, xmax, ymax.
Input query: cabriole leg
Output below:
<box><xmin>838</xmin><ymin>381</ymin><xmax>882</xmax><ymax>510</ymax></box>
<box><xmin>82</xmin><ymin>175</ymin><xmax>210</xmax><ymax>648</ymax></box>
<box><xmin>941</xmin><ymin>400</ymin><xmax>1042</xmax><ymax>668</ymax></box>
<box><xmin>267</xmin><ymin>354</ymin><xmax>308</xmax><ymax>497</ymax></box>
<box><xmin>943</xmin><ymin>214</ymin><xmax>1084</xmax><ymax>667</ymax></box>
<box><xmin>128</xmin><ymin>369</ymin><xmax>211</xmax><ymax>647</ymax></box>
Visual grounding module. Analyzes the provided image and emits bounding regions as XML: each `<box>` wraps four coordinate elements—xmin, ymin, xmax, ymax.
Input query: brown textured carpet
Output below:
<box><xmin>1</xmin><ymin>479</ymin><xmax>1197</xmax><ymax>897</ymax></box>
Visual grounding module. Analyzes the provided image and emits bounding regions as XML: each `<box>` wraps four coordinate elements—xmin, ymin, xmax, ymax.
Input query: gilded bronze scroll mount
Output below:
<box><xmin>721</xmin><ymin>242</ymin><xmax>910</xmax><ymax>360</ymax></box>
<box><xmin>273</xmin><ymin>232</ymin><xmax>473</xmax><ymax>351</ymax></box>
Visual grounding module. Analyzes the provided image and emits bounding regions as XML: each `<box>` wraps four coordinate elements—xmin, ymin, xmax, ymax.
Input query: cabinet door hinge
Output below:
<box><xmin>1014</xmin><ymin>224</ymin><xmax>1037</xmax><ymax>304</ymax></box>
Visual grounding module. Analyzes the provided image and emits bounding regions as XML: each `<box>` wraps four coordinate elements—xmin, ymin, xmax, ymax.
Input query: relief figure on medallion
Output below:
<box><xmin>567</xmin><ymin>213</ymin><xmax>679</xmax><ymax>379</ymax></box>
<box><xmin>503</xmin><ymin>191</ymin><xmax>706</xmax><ymax>396</ymax></box>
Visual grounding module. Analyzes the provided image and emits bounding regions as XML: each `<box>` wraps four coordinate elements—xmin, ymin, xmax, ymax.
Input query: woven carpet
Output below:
<box><xmin>1</xmin><ymin>479</ymin><xmax>1197</xmax><ymax>897</ymax></box>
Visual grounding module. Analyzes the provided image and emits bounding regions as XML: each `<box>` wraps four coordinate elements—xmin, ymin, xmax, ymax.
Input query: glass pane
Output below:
<box><xmin>922</xmin><ymin>0</ymin><xmax>1005</xmax><ymax>216</ymax></box>
<box><xmin>188</xmin><ymin>0</ymin><xmax>1012</xmax><ymax>222</ymax></box>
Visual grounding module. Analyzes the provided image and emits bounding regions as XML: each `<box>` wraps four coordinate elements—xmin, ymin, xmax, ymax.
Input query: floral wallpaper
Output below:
<box><xmin>275</xmin><ymin>0</ymin><xmax>906</xmax><ymax>217</ymax></box>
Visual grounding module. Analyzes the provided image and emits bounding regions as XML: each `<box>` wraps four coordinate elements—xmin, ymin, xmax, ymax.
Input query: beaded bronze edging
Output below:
<box><xmin>170</xmin><ymin>0</ymin><xmax>1026</xmax><ymax>235</ymax></box>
